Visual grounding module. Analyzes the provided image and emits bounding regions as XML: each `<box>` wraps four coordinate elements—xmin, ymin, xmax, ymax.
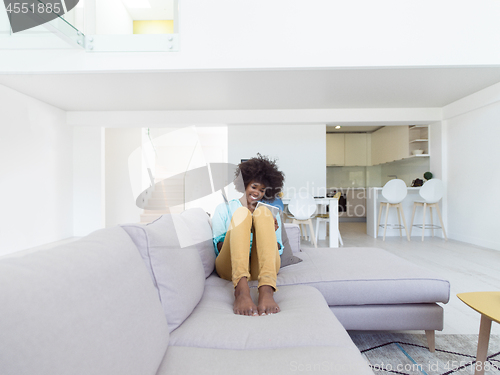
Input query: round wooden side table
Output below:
<box><xmin>457</xmin><ymin>291</ymin><xmax>500</xmax><ymax>375</ymax></box>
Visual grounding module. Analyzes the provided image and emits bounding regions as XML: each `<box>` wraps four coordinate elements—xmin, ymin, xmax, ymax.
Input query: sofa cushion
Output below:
<box><xmin>169</xmin><ymin>284</ymin><xmax>355</xmax><ymax>350</ymax></box>
<box><xmin>0</xmin><ymin>227</ymin><xmax>169</xmax><ymax>375</ymax></box>
<box><xmin>156</xmin><ymin>346</ymin><xmax>373</xmax><ymax>375</ymax></box>
<box><xmin>279</xmin><ymin>220</ymin><xmax>302</xmax><ymax>267</ymax></box>
<box><xmin>178</xmin><ymin>208</ymin><xmax>216</xmax><ymax>278</ymax></box>
<box><xmin>284</xmin><ymin>222</ymin><xmax>301</xmax><ymax>253</ymax></box>
<box><xmin>122</xmin><ymin>213</ymin><xmax>205</xmax><ymax>332</ymax></box>
<box><xmin>268</xmin><ymin>247</ymin><xmax>450</xmax><ymax>306</ymax></box>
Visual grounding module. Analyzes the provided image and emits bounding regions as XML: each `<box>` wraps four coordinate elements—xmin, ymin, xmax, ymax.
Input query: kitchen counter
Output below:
<box><xmin>366</xmin><ymin>187</ymin><xmax>425</xmax><ymax>238</ymax></box>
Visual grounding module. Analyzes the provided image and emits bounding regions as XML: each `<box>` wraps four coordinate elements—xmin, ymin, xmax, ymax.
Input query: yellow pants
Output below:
<box><xmin>215</xmin><ymin>206</ymin><xmax>280</xmax><ymax>290</ymax></box>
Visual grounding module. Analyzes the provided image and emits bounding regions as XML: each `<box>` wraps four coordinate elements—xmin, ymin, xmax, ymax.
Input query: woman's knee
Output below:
<box><xmin>231</xmin><ymin>207</ymin><xmax>252</xmax><ymax>228</ymax></box>
<box><xmin>253</xmin><ymin>205</ymin><xmax>274</xmax><ymax>223</ymax></box>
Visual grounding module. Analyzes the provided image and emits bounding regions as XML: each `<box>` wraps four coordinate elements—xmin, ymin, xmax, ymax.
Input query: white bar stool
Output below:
<box><xmin>410</xmin><ymin>179</ymin><xmax>447</xmax><ymax>241</ymax></box>
<box><xmin>377</xmin><ymin>179</ymin><xmax>410</xmax><ymax>241</ymax></box>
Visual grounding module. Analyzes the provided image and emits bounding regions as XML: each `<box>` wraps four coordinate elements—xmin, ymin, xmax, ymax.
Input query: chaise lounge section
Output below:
<box><xmin>264</xmin><ymin>226</ymin><xmax>450</xmax><ymax>351</ymax></box>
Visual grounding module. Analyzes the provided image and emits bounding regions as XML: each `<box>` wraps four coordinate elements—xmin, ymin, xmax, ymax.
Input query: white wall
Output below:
<box><xmin>73</xmin><ymin>127</ymin><xmax>105</xmax><ymax>236</ymax></box>
<box><xmin>3</xmin><ymin>0</ymin><xmax>500</xmax><ymax>72</ymax></box>
<box><xmin>429</xmin><ymin>121</ymin><xmax>444</xmax><ymax>180</ymax></box>
<box><xmin>228</xmin><ymin>124</ymin><xmax>326</xmax><ymax>198</ymax></box>
<box><xmin>178</xmin><ymin>0</ymin><xmax>500</xmax><ymax>69</ymax></box>
<box><xmin>105</xmin><ymin>128</ymin><xmax>143</xmax><ymax>227</ymax></box>
<box><xmin>443</xmin><ymin>85</ymin><xmax>500</xmax><ymax>251</ymax></box>
<box><xmin>0</xmin><ymin>84</ymin><xmax>73</xmax><ymax>256</ymax></box>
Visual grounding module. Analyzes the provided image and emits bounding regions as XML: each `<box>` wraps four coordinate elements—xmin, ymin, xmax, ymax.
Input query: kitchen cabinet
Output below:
<box><xmin>392</xmin><ymin>125</ymin><xmax>410</xmax><ymax>161</ymax></box>
<box><xmin>327</xmin><ymin>133</ymin><xmax>369</xmax><ymax>166</ymax></box>
<box><xmin>326</xmin><ymin>134</ymin><xmax>345</xmax><ymax>166</ymax></box>
<box><xmin>371</xmin><ymin>126</ymin><xmax>410</xmax><ymax>165</ymax></box>
<box><xmin>345</xmin><ymin>134</ymin><xmax>368</xmax><ymax>166</ymax></box>
<box><xmin>328</xmin><ymin>125</ymin><xmax>429</xmax><ymax>167</ymax></box>
<box><xmin>370</xmin><ymin>128</ymin><xmax>384</xmax><ymax>165</ymax></box>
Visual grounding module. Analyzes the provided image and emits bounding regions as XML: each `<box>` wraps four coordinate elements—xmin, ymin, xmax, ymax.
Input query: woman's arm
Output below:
<box><xmin>275</xmin><ymin>214</ymin><xmax>284</xmax><ymax>254</ymax></box>
<box><xmin>212</xmin><ymin>203</ymin><xmax>230</xmax><ymax>255</ymax></box>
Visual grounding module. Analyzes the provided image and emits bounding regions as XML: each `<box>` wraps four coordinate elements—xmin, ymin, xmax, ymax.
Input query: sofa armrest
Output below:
<box><xmin>284</xmin><ymin>223</ymin><xmax>301</xmax><ymax>253</ymax></box>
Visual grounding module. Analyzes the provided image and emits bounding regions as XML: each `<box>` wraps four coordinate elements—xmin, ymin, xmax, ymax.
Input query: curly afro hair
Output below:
<box><xmin>234</xmin><ymin>154</ymin><xmax>285</xmax><ymax>200</ymax></box>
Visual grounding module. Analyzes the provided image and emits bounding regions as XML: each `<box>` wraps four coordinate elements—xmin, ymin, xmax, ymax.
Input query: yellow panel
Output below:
<box><xmin>133</xmin><ymin>20</ymin><xmax>174</xmax><ymax>35</ymax></box>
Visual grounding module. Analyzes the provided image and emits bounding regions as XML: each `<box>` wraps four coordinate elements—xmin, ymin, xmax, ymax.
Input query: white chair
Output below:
<box><xmin>377</xmin><ymin>179</ymin><xmax>410</xmax><ymax>241</ymax></box>
<box><xmin>315</xmin><ymin>192</ymin><xmax>343</xmax><ymax>246</ymax></box>
<box><xmin>410</xmin><ymin>179</ymin><xmax>447</xmax><ymax>241</ymax></box>
<box><xmin>287</xmin><ymin>194</ymin><xmax>318</xmax><ymax>248</ymax></box>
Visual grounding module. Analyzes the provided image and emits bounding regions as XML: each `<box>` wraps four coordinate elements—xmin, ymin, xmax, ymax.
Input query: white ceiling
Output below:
<box><xmin>1</xmin><ymin>66</ymin><xmax>500</xmax><ymax>113</ymax></box>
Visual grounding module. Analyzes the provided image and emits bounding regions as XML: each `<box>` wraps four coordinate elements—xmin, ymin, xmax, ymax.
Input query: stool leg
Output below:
<box><xmin>410</xmin><ymin>202</ymin><xmax>417</xmax><ymax>237</ymax></box>
<box><xmin>399</xmin><ymin>203</ymin><xmax>410</xmax><ymax>242</ymax></box>
<box><xmin>430</xmin><ymin>206</ymin><xmax>435</xmax><ymax>237</ymax></box>
<box><xmin>377</xmin><ymin>202</ymin><xmax>384</xmax><ymax>239</ymax></box>
<box><xmin>421</xmin><ymin>203</ymin><xmax>427</xmax><ymax>242</ymax></box>
<box><xmin>435</xmin><ymin>203</ymin><xmax>448</xmax><ymax>241</ymax></box>
<box><xmin>383</xmin><ymin>203</ymin><xmax>390</xmax><ymax>241</ymax></box>
<box><xmin>338</xmin><ymin>229</ymin><xmax>343</xmax><ymax>246</ymax></box>
<box><xmin>396</xmin><ymin>204</ymin><xmax>403</xmax><ymax>238</ymax></box>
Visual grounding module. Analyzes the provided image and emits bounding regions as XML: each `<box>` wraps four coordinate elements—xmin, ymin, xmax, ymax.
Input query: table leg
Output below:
<box><xmin>328</xmin><ymin>199</ymin><xmax>339</xmax><ymax>248</ymax></box>
<box><xmin>475</xmin><ymin>314</ymin><xmax>492</xmax><ymax>375</ymax></box>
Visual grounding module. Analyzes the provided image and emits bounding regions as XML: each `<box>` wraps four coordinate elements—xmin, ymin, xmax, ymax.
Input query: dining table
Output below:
<box><xmin>281</xmin><ymin>197</ymin><xmax>339</xmax><ymax>248</ymax></box>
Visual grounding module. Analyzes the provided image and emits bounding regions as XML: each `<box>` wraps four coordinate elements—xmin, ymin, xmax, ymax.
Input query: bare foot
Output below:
<box><xmin>234</xmin><ymin>278</ymin><xmax>258</xmax><ymax>316</ymax></box>
<box><xmin>257</xmin><ymin>285</ymin><xmax>280</xmax><ymax>315</ymax></box>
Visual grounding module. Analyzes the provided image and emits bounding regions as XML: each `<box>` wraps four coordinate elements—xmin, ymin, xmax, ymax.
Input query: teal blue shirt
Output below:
<box><xmin>211</xmin><ymin>199</ymin><xmax>283</xmax><ymax>256</ymax></box>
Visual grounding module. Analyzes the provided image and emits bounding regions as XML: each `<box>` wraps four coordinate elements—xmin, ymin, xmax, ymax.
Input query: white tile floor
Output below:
<box><xmin>302</xmin><ymin>222</ymin><xmax>500</xmax><ymax>335</ymax></box>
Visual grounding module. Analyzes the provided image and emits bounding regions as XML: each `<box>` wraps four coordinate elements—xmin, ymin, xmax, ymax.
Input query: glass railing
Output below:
<box><xmin>0</xmin><ymin>0</ymin><xmax>84</xmax><ymax>49</ymax></box>
<box><xmin>1</xmin><ymin>0</ymin><xmax>179</xmax><ymax>52</ymax></box>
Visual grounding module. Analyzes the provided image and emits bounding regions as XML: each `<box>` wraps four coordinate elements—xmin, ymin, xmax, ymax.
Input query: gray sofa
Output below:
<box><xmin>0</xmin><ymin>208</ymin><xmax>450</xmax><ymax>375</ymax></box>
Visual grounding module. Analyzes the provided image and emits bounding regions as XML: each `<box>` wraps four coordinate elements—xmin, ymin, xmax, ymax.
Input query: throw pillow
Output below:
<box><xmin>121</xmin><ymin>214</ymin><xmax>205</xmax><ymax>333</ymax></box>
<box><xmin>179</xmin><ymin>208</ymin><xmax>216</xmax><ymax>278</ymax></box>
<box><xmin>280</xmin><ymin>214</ymin><xmax>303</xmax><ymax>268</ymax></box>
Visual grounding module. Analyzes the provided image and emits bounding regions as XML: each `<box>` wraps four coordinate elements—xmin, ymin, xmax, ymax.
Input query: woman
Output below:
<box><xmin>212</xmin><ymin>154</ymin><xmax>285</xmax><ymax>316</ymax></box>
